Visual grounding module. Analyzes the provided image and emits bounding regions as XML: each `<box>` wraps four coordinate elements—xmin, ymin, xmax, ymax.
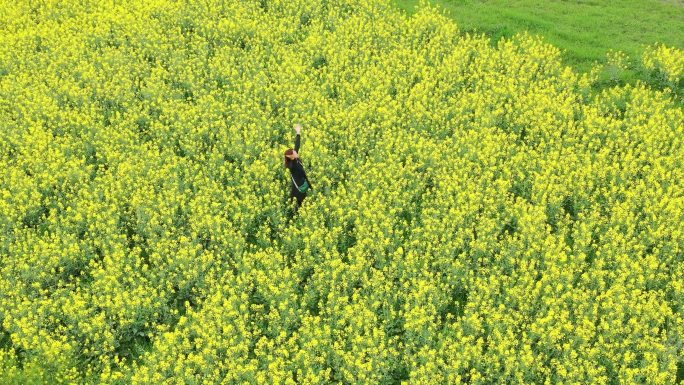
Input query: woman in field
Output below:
<box><xmin>284</xmin><ymin>123</ymin><xmax>312</xmax><ymax>213</ymax></box>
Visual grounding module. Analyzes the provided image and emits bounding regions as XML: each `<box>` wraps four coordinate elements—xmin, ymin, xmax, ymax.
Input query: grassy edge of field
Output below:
<box><xmin>392</xmin><ymin>0</ymin><xmax>684</xmax><ymax>103</ymax></box>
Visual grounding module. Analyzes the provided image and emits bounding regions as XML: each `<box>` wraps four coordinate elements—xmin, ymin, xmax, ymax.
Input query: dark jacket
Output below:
<box><xmin>287</xmin><ymin>133</ymin><xmax>312</xmax><ymax>191</ymax></box>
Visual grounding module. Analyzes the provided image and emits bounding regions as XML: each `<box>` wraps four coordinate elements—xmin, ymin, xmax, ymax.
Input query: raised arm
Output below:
<box><xmin>294</xmin><ymin>123</ymin><xmax>302</xmax><ymax>152</ymax></box>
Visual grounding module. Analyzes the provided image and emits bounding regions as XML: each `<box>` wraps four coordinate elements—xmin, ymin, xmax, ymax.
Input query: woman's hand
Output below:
<box><xmin>294</xmin><ymin>123</ymin><xmax>302</xmax><ymax>134</ymax></box>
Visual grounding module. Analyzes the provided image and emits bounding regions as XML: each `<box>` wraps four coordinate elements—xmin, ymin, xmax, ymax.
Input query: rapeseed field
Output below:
<box><xmin>0</xmin><ymin>0</ymin><xmax>682</xmax><ymax>384</ymax></box>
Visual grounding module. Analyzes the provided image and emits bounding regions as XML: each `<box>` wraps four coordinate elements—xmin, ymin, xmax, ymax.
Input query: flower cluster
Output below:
<box><xmin>643</xmin><ymin>43</ymin><xmax>684</xmax><ymax>85</ymax></box>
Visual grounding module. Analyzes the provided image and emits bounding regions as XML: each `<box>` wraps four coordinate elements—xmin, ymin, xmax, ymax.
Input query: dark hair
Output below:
<box><xmin>284</xmin><ymin>148</ymin><xmax>295</xmax><ymax>168</ymax></box>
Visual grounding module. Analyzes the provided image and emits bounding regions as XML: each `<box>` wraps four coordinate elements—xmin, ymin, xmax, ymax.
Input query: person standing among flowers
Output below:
<box><xmin>284</xmin><ymin>123</ymin><xmax>312</xmax><ymax>213</ymax></box>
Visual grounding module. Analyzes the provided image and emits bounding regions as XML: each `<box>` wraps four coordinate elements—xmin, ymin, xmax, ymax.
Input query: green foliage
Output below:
<box><xmin>393</xmin><ymin>0</ymin><xmax>684</xmax><ymax>89</ymax></box>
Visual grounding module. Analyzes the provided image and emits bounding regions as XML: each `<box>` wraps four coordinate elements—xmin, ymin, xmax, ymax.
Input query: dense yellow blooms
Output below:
<box><xmin>0</xmin><ymin>0</ymin><xmax>682</xmax><ymax>384</ymax></box>
<box><xmin>643</xmin><ymin>43</ymin><xmax>684</xmax><ymax>85</ymax></box>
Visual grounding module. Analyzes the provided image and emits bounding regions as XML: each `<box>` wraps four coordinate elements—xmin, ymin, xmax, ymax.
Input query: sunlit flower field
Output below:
<box><xmin>0</xmin><ymin>0</ymin><xmax>682</xmax><ymax>383</ymax></box>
